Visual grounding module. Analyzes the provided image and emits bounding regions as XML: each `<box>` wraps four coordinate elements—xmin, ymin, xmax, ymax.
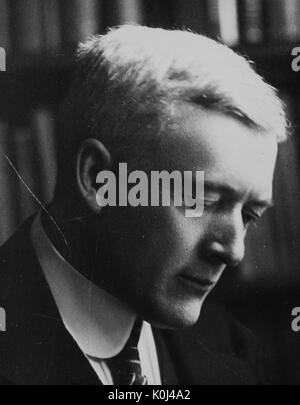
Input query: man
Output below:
<box><xmin>0</xmin><ymin>26</ymin><xmax>286</xmax><ymax>385</ymax></box>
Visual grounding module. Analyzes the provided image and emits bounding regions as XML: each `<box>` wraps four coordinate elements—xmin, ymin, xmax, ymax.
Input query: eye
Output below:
<box><xmin>180</xmin><ymin>197</ymin><xmax>219</xmax><ymax>213</ymax></box>
<box><xmin>242</xmin><ymin>209</ymin><xmax>261</xmax><ymax>227</ymax></box>
<box><xmin>188</xmin><ymin>197</ymin><xmax>220</xmax><ymax>210</ymax></box>
<box><xmin>204</xmin><ymin>199</ymin><xmax>219</xmax><ymax>208</ymax></box>
<box><xmin>203</xmin><ymin>191</ymin><xmax>221</xmax><ymax>208</ymax></box>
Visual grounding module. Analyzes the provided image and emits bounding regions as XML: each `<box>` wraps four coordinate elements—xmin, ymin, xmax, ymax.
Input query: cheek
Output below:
<box><xmin>101</xmin><ymin>206</ymin><xmax>200</xmax><ymax>278</ymax></box>
<box><xmin>140</xmin><ymin>207</ymin><xmax>200</xmax><ymax>272</ymax></box>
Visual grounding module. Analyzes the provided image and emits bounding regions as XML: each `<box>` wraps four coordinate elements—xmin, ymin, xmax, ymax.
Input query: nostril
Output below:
<box><xmin>228</xmin><ymin>257</ymin><xmax>242</xmax><ymax>268</ymax></box>
<box><xmin>205</xmin><ymin>255</ymin><xmax>227</xmax><ymax>268</ymax></box>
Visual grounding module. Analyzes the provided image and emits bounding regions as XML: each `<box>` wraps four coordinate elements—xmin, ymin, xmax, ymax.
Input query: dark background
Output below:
<box><xmin>0</xmin><ymin>0</ymin><xmax>300</xmax><ymax>384</ymax></box>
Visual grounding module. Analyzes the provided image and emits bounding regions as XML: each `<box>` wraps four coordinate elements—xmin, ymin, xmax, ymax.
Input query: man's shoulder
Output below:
<box><xmin>0</xmin><ymin>216</ymin><xmax>38</xmax><ymax>307</ymax></box>
<box><xmin>0</xmin><ymin>216</ymin><xmax>35</xmax><ymax>266</ymax></box>
<box><xmin>0</xmin><ymin>216</ymin><xmax>68</xmax><ymax>385</ymax></box>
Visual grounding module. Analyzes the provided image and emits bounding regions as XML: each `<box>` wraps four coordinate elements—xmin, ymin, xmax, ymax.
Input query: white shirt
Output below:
<box><xmin>31</xmin><ymin>214</ymin><xmax>161</xmax><ymax>385</ymax></box>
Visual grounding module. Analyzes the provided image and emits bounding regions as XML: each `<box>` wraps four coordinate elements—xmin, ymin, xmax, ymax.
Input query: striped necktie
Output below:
<box><xmin>106</xmin><ymin>318</ymin><xmax>148</xmax><ymax>385</ymax></box>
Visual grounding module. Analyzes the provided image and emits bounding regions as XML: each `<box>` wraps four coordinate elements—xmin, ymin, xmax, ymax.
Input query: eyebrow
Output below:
<box><xmin>203</xmin><ymin>180</ymin><xmax>274</xmax><ymax>209</ymax></box>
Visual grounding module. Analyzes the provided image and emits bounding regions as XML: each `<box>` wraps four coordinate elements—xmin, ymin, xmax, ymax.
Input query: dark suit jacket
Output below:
<box><xmin>0</xmin><ymin>217</ymin><xmax>263</xmax><ymax>385</ymax></box>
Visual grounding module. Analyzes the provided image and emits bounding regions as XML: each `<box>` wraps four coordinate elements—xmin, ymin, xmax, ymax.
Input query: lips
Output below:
<box><xmin>178</xmin><ymin>273</ymin><xmax>216</xmax><ymax>293</ymax></box>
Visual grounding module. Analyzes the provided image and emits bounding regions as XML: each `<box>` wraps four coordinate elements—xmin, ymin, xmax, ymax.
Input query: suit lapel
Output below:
<box><xmin>0</xmin><ymin>218</ymin><xmax>100</xmax><ymax>385</ymax></box>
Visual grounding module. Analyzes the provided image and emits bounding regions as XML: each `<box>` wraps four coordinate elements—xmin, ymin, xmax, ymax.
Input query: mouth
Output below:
<box><xmin>178</xmin><ymin>274</ymin><xmax>216</xmax><ymax>295</ymax></box>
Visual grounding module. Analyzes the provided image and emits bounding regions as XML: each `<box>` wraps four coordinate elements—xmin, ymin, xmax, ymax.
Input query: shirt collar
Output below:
<box><xmin>31</xmin><ymin>213</ymin><xmax>136</xmax><ymax>359</ymax></box>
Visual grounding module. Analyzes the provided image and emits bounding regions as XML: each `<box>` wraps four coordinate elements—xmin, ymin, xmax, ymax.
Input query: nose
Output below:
<box><xmin>199</xmin><ymin>209</ymin><xmax>246</xmax><ymax>268</ymax></box>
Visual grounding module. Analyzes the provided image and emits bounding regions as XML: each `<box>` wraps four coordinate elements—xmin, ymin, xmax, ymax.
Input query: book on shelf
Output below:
<box><xmin>60</xmin><ymin>0</ymin><xmax>100</xmax><ymax>50</ymax></box>
<box><xmin>115</xmin><ymin>0</ymin><xmax>144</xmax><ymax>25</ymax></box>
<box><xmin>206</xmin><ymin>0</ymin><xmax>239</xmax><ymax>46</ymax></box>
<box><xmin>0</xmin><ymin>0</ymin><xmax>10</xmax><ymax>52</ymax></box>
<box><xmin>31</xmin><ymin>107</ymin><xmax>57</xmax><ymax>205</ymax></box>
<box><xmin>0</xmin><ymin>46</ymin><xmax>5</xmax><ymax>72</ymax></box>
<box><xmin>41</xmin><ymin>0</ymin><xmax>62</xmax><ymax>53</ymax></box>
<box><xmin>103</xmin><ymin>0</ymin><xmax>144</xmax><ymax>27</ymax></box>
<box><xmin>206</xmin><ymin>0</ymin><xmax>220</xmax><ymax>40</ymax></box>
<box><xmin>11</xmin><ymin>0</ymin><xmax>43</xmax><ymax>55</ymax></box>
<box><xmin>266</xmin><ymin>0</ymin><xmax>300</xmax><ymax>42</ymax></box>
<box><xmin>14</xmin><ymin>127</ymin><xmax>39</xmax><ymax>222</ymax></box>
<box><xmin>0</xmin><ymin>120</ymin><xmax>17</xmax><ymax>245</ymax></box>
<box><xmin>239</xmin><ymin>0</ymin><xmax>264</xmax><ymax>44</ymax></box>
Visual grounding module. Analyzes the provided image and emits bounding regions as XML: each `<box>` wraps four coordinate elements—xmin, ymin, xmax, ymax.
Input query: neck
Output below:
<box><xmin>41</xmin><ymin>196</ymin><xmax>98</xmax><ymax>280</ymax></box>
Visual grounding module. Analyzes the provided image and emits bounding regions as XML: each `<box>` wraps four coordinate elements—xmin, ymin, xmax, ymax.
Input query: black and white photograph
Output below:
<box><xmin>0</xmin><ymin>0</ymin><xmax>300</xmax><ymax>389</ymax></box>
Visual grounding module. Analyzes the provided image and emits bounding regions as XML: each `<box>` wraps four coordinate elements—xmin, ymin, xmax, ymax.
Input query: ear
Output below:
<box><xmin>76</xmin><ymin>138</ymin><xmax>112</xmax><ymax>212</ymax></box>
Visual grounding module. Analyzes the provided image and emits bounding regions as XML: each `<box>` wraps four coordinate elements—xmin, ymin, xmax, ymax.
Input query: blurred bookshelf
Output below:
<box><xmin>1</xmin><ymin>0</ymin><xmax>300</xmax><ymax>289</ymax></box>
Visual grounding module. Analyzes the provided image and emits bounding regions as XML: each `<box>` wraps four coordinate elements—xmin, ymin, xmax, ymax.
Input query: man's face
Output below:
<box><xmin>95</xmin><ymin>102</ymin><xmax>278</xmax><ymax>329</ymax></box>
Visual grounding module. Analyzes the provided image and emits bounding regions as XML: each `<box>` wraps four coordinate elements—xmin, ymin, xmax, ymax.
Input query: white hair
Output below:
<box><xmin>56</xmin><ymin>25</ymin><xmax>287</xmax><ymax>193</ymax></box>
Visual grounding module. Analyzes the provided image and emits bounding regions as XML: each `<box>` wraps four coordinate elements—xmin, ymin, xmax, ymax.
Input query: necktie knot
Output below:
<box><xmin>106</xmin><ymin>318</ymin><xmax>148</xmax><ymax>385</ymax></box>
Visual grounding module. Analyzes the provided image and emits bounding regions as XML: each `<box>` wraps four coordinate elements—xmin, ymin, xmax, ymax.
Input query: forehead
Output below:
<box><xmin>160</xmin><ymin>102</ymin><xmax>278</xmax><ymax>202</ymax></box>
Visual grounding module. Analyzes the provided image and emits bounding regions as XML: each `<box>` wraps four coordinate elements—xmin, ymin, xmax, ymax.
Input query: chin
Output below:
<box><xmin>143</xmin><ymin>296</ymin><xmax>206</xmax><ymax>330</ymax></box>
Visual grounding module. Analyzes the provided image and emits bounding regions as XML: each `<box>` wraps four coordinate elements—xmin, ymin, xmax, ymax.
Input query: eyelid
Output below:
<box><xmin>247</xmin><ymin>210</ymin><xmax>261</xmax><ymax>220</ymax></box>
<box><xmin>190</xmin><ymin>189</ymin><xmax>221</xmax><ymax>201</ymax></box>
<box><xmin>204</xmin><ymin>199</ymin><xmax>219</xmax><ymax>207</ymax></box>
<box><xmin>201</xmin><ymin>189</ymin><xmax>221</xmax><ymax>202</ymax></box>
<box><xmin>204</xmin><ymin>190</ymin><xmax>221</xmax><ymax>198</ymax></box>
<box><xmin>245</xmin><ymin>205</ymin><xmax>268</xmax><ymax>218</ymax></box>
<box><xmin>242</xmin><ymin>208</ymin><xmax>264</xmax><ymax>227</ymax></box>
